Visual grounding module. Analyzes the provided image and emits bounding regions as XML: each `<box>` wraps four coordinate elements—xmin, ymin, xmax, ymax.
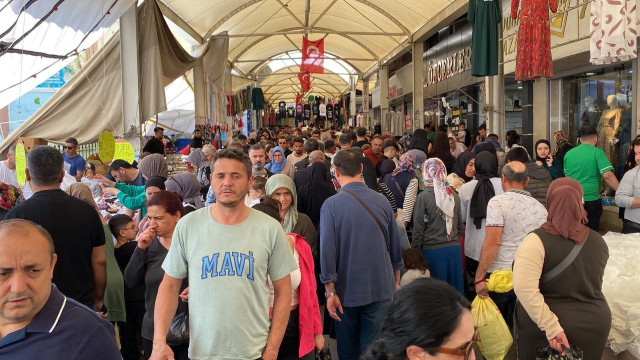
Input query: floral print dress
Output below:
<box><xmin>512</xmin><ymin>0</ymin><xmax>557</xmax><ymax>80</ymax></box>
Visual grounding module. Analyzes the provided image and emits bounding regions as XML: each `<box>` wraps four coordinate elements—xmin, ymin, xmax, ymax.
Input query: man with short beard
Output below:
<box><xmin>286</xmin><ymin>138</ymin><xmax>307</xmax><ymax>168</ymax></box>
<box><xmin>151</xmin><ymin>150</ymin><xmax>297</xmax><ymax>360</ymax></box>
<box><xmin>249</xmin><ymin>144</ymin><xmax>273</xmax><ymax>178</ymax></box>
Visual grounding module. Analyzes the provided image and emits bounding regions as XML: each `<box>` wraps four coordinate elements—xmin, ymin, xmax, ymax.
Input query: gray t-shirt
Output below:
<box><xmin>162</xmin><ymin>207</ymin><xmax>298</xmax><ymax>359</ymax></box>
<box><xmin>485</xmin><ymin>189</ymin><xmax>548</xmax><ymax>272</ymax></box>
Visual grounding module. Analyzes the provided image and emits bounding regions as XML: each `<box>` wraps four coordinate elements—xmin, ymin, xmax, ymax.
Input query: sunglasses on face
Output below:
<box><xmin>65</xmin><ymin>146</ymin><xmax>75</xmax><ymax>150</ymax></box>
<box><xmin>427</xmin><ymin>327</ymin><xmax>479</xmax><ymax>360</ymax></box>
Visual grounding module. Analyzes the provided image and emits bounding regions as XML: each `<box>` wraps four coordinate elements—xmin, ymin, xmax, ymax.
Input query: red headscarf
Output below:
<box><xmin>541</xmin><ymin>178</ymin><xmax>590</xmax><ymax>244</ymax></box>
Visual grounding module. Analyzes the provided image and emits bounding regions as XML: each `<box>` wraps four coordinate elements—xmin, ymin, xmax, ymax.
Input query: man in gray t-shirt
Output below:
<box><xmin>151</xmin><ymin>150</ymin><xmax>297</xmax><ymax>360</ymax></box>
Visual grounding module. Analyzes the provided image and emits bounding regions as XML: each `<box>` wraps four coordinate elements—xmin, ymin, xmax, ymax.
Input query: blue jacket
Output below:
<box><xmin>320</xmin><ymin>182</ymin><xmax>404</xmax><ymax>307</ymax></box>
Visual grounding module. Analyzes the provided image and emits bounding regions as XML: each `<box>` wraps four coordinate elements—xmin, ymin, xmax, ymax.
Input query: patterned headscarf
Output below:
<box><xmin>553</xmin><ymin>130</ymin><xmax>571</xmax><ymax>157</ymax></box>
<box><xmin>392</xmin><ymin>153</ymin><xmax>416</xmax><ymax>177</ymax></box>
<box><xmin>421</xmin><ymin>158</ymin><xmax>456</xmax><ymax>238</ymax></box>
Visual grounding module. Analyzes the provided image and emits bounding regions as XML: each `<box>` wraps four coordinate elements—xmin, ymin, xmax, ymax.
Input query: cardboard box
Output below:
<box><xmin>17</xmin><ymin>137</ymin><xmax>48</xmax><ymax>153</ymax></box>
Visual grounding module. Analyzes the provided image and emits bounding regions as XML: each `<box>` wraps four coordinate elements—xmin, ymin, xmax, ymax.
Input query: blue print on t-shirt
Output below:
<box><xmin>201</xmin><ymin>251</ymin><xmax>255</xmax><ymax>281</ymax></box>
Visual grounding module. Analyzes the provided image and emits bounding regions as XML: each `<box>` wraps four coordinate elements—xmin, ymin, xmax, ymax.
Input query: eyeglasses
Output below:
<box><xmin>427</xmin><ymin>327</ymin><xmax>479</xmax><ymax>360</ymax></box>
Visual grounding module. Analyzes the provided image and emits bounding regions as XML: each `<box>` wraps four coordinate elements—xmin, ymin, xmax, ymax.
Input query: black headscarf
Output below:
<box><xmin>378</xmin><ymin>159</ymin><xmax>397</xmax><ymax>181</ymax></box>
<box><xmin>452</xmin><ymin>152</ymin><xmax>475</xmax><ymax>183</ymax></box>
<box><xmin>469</xmin><ymin>151</ymin><xmax>499</xmax><ymax>229</ymax></box>
<box><xmin>296</xmin><ymin>162</ymin><xmax>336</xmax><ymax>229</ymax></box>
<box><xmin>472</xmin><ymin>142</ymin><xmax>497</xmax><ymax>156</ymax></box>
<box><xmin>535</xmin><ymin>139</ymin><xmax>551</xmax><ymax>162</ymax></box>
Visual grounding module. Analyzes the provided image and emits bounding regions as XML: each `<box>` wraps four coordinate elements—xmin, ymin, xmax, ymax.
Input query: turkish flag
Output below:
<box><xmin>298</xmin><ymin>72</ymin><xmax>311</xmax><ymax>92</ymax></box>
<box><xmin>301</xmin><ymin>37</ymin><xmax>324</xmax><ymax>74</ymax></box>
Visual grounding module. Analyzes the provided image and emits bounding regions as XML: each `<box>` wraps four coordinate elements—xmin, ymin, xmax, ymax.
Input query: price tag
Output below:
<box><xmin>15</xmin><ymin>143</ymin><xmax>26</xmax><ymax>187</ymax></box>
<box><xmin>113</xmin><ymin>140</ymin><xmax>135</xmax><ymax>164</ymax></box>
<box><xmin>98</xmin><ymin>130</ymin><xmax>115</xmax><ymax>163</ymax></box>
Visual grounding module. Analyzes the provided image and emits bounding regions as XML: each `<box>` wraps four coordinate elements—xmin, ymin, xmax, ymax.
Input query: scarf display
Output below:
<box><xmin>469</xmin><ymin>151</ymin><xmax>498</xmax><ymax>229</ymax></box>
<box><xmin>535</xmin><ymin>139</ymin><xmax>551</xmax><ymax>163</ymax></box>
<box><xmin>422</xmin><ymin>158</ymin><xmax>456</xmax><ymax>238</ymax></box>
<box><xmin>392</xmin><ymin>153</ymin><xmax>416</xmax><ymax>177</ymax></box>
<box><xmin>452</xmin><ymin>152</ymin><xmax>474</xmax><ymax>183</ymax></box>
<box><xmin>266</xmin><ymin>146</ymin><xmax>286</xmax><ymax>174</ymax></box>
<box><xmin>265</xmin><ymin>174</ymin><xmax>299</xmax><ymax>233</ymax></box>
<box><xmin>165</xmin><ymin>173</ymin><xmax>204</xmax><ymax>209</ymax></box>
<box><xmin>541</xmin><ymin>178</ymin><xmax>590</xmax><ymax>244</ymax></box>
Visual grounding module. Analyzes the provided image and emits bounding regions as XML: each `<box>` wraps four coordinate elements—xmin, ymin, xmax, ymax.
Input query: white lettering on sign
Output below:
<box><xmin>427</xmin><ymin>46</ymin><xmax>472</xmax><ymax>86</ymax></box>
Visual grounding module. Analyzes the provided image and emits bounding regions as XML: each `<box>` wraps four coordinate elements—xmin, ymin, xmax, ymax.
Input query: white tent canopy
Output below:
<box><xmin>0</xmin><ymin>0</ymin><xmax>134</xmax><ymax>109</ymax></box>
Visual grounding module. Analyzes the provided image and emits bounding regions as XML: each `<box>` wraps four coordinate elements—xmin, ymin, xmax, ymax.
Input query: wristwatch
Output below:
<box><xmin>324</xmin><ymin>291</ymin><xmax>336</xmax><ymax>299</ymax></box>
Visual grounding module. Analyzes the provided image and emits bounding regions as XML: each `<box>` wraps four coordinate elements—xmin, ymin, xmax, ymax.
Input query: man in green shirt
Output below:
<box><xmin>564</xmin><ymin>126</ymin><xmax>619</xmax><ymax>230</ymax></box>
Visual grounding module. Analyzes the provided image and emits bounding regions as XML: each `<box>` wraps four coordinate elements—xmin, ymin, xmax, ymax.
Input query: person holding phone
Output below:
<box><xmin>534</xmin><ymin>139</ymin><xmax>564</xmax><ymax>180</ymax></box>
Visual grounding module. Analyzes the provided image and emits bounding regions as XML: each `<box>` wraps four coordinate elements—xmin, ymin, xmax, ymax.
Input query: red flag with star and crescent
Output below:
<box><xmin>298</xmin><ymin>72</ymin><xmax>311</xmax><ymax>92</ymax></box>
<box><xmin>300</xmin><ymin>37</ymin><xmax>324</xmax><ymax>74</ymax></box>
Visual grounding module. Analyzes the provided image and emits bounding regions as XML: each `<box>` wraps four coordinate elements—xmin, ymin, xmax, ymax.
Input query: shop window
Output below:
<box><xmin>551</xmin><ymin>65</ymin><xmax>633</xmax><ymax>180</ymax></box>
<box><xmin>505</xmin><ymin>78</ymin><xmax>524</xmax><ymax>134</ymax></box>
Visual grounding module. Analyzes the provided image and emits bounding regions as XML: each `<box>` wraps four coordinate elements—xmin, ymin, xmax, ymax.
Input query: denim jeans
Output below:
<box><xmin>584</xmin><ymin>200</ymin><xmax>602</xmax><ymax>231</ymax></box>
<box><xmin>334</xmin><ymin>300</ymin><xmax>391</xmax><ymax>360</ymax></box>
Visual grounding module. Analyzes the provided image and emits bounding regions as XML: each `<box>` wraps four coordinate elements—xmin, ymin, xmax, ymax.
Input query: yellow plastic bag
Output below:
<box><xmin>471</xmin><ymin>296</ymin><xmax>513</xmax><ymax>360</ymax></box>
<box><xmin>486</xmin><ymin>269</ymin><xmax>513</xmax><ymax>293</ymax></box>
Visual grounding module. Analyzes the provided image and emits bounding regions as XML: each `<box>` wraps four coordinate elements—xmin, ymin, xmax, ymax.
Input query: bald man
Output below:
<box><xmin>0</xmin><ymin>219</ymin><xmax>120</xmax><ymax>359</ymax></box>
<box><xmin>474</xmin><ymin>161</ymin><xmax>547</xmax><ymax>326</ymax></box>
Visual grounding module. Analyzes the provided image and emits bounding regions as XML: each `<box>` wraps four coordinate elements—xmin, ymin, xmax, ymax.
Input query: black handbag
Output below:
<box><xmin>166</xmin><ymin>301</ymin><xmax>189</xmax><ymax>345</ymax></box>
<box><xmin>536</xmin><ymin>345</ymin><xmax>583</xmax><ymax>360</ymax></box>
<box><xmin>315</xmin><ymin>346</ymin><xmax>332</xmax><ymax>360</ymax></box>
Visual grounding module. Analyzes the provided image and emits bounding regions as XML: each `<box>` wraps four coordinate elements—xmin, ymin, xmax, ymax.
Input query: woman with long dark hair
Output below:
<box><xmin>409</xmin><ymin>129</ymin><xmax>430</xmax><ymax>155</ymax></box>
<box><xmin>429</xmin><ymin>133</ymin><xmax>456</xmax><ymax>173</ymax></box>
<box><xmin>362</xmin><ymin>278</ymin><xmax>476</xmax><ymax>360</ymax></box>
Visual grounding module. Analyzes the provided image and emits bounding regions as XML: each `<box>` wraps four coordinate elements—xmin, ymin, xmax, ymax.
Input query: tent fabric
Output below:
<box><xmin>0</xmin><ymin>0</ymin><xmax>134</xmax><ymax>110</ymax></box>
<box><xmin>0</xmin><ymin>0</ymin><xmax>230</xmax><ymax>152</ymax></box>
<box><xmin>144</xmin><ymin>110</ymin><xmax>195</xmax><ymax>136</ymax></box>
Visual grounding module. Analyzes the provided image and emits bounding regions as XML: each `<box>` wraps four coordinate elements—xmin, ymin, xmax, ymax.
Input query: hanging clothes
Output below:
<box><xmin>590</xmin><ymin>0</ymin><xmax>637</xmax><ymax>65</ymax></box>
<box><xmin>468</xmin><ymin>0</ymin><xmax>502</xmax><ymax>76</ymax></box>
<box><xmin>512</xmin><ymin>0</ymin><xmax>557</xmax><ymax>81</ymax></box>
<box><xmin>251</xmin><ymin>88</ymin><xmax>265</xmax><ymax>110</ymax></box>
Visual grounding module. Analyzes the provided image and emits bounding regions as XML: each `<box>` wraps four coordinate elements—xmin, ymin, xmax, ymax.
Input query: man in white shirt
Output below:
<box><xmin>286</xmin><ymin>138</ymin><xmax>308</xmax><ymax>168</ymax></box>
<box><xmin>474</xmin><ymin>161</ymin><xmax>547</xmax><ymax>326</ymax></box>
<box><xmin>0</xmin><ymin>145</ymin><xmax>19</xmax><ymax>187</ymax></box>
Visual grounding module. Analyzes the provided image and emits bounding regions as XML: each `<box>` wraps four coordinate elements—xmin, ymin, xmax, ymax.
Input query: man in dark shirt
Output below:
<box><xmin>353</xmin><ymin>127</ymin><xmax>370</xmax><ymax>148</ymax></box>
<box><xmin>0</xmin><ymin>219</ymin><xmax>120</xmax><ymax>359</ymax></box>
<box><xmin>189</xmin><ymin>129</ymin><xmax>204</xmax><ymax>149</ymax></box>
<box><xmin>5</xmin><ymin>146</ymin><xmax>106</xmax><ymax>310</ymax></box>
<box><xmin>320</xmin><ymin>149</ymin><xmax>403</xmax><ymax>360</ymax></box>
<box><xmin>108</xmin><ymin>159</ymin><xmax>145</xmax><ymax>186</ymax></box>
<box><xmin>143</xmin><ymin>127</ymin><xmax>165</xmax><ymax>155</ymax></box>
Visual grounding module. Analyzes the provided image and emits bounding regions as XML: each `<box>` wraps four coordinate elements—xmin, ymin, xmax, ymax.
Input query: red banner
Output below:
<box><xmin>298</xmin><ymin>72</ymin><xmax>311</xmax><ymax>92</ymax></box>
<box><xmin>300</xmin><ymin>37</ymin><xmax>324</xmax><ymax>74</ymax></box>
<box><xmin>295</xmin><ymin>93</ymin><xmax>302</xmax><ymax>104</ymax></box>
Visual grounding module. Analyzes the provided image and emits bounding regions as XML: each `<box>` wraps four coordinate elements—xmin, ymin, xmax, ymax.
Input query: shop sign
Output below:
<box><xmin>113</xmin><ymin>140</ymin><xmax>135</xmax><ymax>164</ymax></box>
<box><xmin>98</xmin><ymin>130</ymin><xmax>115</xmax><ymax>163</ymax></box>
<box><xmin>502</xmin><ymin>0</ymin><xmax>594</xmax><ymax>65</ymax></box>
<box><xmin>426</xmin><ymin>46</ymin><xmax>471</xmax><ymax>86</ymax></box>
<box><xmin>15</xmin><ymin>143</ymin><xmax>26</xmax><ymax>187</ymax></box>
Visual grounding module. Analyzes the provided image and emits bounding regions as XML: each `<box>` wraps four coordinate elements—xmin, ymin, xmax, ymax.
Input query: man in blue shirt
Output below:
<box><xmin>62</xmin><ymin>137</ymin><xmax>85</xmax><ymax>181</ymax></box>
<box><xmin>0</xmin><ymin>219</ymin><xmax>120</xmax><ymax>359</ymax></box>
<box><xmin>108</xmin><ymin>159</ymin><xmax>145</xmax><ymax>186</ymax></box>
<box><xmin>320</xmin><ymin>149</ymin><xmax>404</xmax><ymax>360</ymax></box>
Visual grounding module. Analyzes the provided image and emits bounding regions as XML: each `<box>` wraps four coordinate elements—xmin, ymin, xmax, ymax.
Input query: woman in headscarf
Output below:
<box><xmin>266</xmin><ymin>174</ymin><xmax>317</xmax><ymax>255</ymax></box>
<box><xmin>165</xmin><ymin>173</ymin><xmax>204</xmax><ymax>214</ymax></box>
<box><xmin>447</xmin><ymin>152</ymin><xmax>476</xmax><ymax>192</ymax></box>
<box><xmin>553</xmin><ymin>130</ymin><xmax>573</xmax><ymax>165</ymax></box>
<box><xmin>137</xmin><ymin>153</ymin><xmax>169</xmax><ymax>179</ymax></box>
<box><xmin>533</xmin><ymin>139</ymin><xmax>564</xmax><ymax>179</ymax></box>
<box><xmin>382</xmin><ymin>153</ymin><xmax>418</xmax><ymax>227</ymax></box>
<box><xmin>411</xmin><ymin>158</ymin><xmax>464</xmax><ymax>293</ymax></box>
<box><xmin>296</xmin><ymin>161</ymin><xmax>336</xmax><ymax>230</ymax></box>
<box><xmin>513</xmin><ymin>178</ymin><xmax>611</xmax><ymax>360</ymax></box>
<box><xmin>0</xmin><ymin>183</ymin><xmax>22</xmax><ymax>220</ymax></box>
<box><xmin>265</xmin><ymin>146</ymin><xmax>293</xmax><ymax>177</ymax></box>
<box><xmin>459</xmin><ymin>151</ymin><xmax>503</xmax><ymax>289</ymax></box>
<box><xmin>66</xmin><ymin>183</ymin><xmax>126</xmax><ymax>326</ymax></box>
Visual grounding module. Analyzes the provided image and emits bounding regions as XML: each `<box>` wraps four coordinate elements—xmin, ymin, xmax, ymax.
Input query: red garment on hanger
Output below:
<box><xmin>512</xmin><ymin>0</ymin><xmax>557</xmax><ymax>80</ymax></box>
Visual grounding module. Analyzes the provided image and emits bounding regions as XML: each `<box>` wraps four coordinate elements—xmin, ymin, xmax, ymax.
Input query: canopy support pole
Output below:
<box><xmin>412</xmin><ymin>40</ymin><xmax>424</xmax><ymax>131</ymax></box>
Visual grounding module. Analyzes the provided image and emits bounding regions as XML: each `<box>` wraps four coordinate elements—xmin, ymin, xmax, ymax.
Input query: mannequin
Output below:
<box><xmin>597</xmin><ymin>94</ymin><xmax>622</xmax><ymax>171</ymax></box>
<box><xmin>581</xmin><ymin>96</ymin><xmax>601</xmax><ymax>128</ymax></box>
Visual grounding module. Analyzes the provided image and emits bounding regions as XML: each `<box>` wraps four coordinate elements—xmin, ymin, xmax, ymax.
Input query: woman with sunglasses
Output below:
<box><xmin>362</xmin><ymin>278</ymin><xmax>476</xmax><ymax>360</ymax></box>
